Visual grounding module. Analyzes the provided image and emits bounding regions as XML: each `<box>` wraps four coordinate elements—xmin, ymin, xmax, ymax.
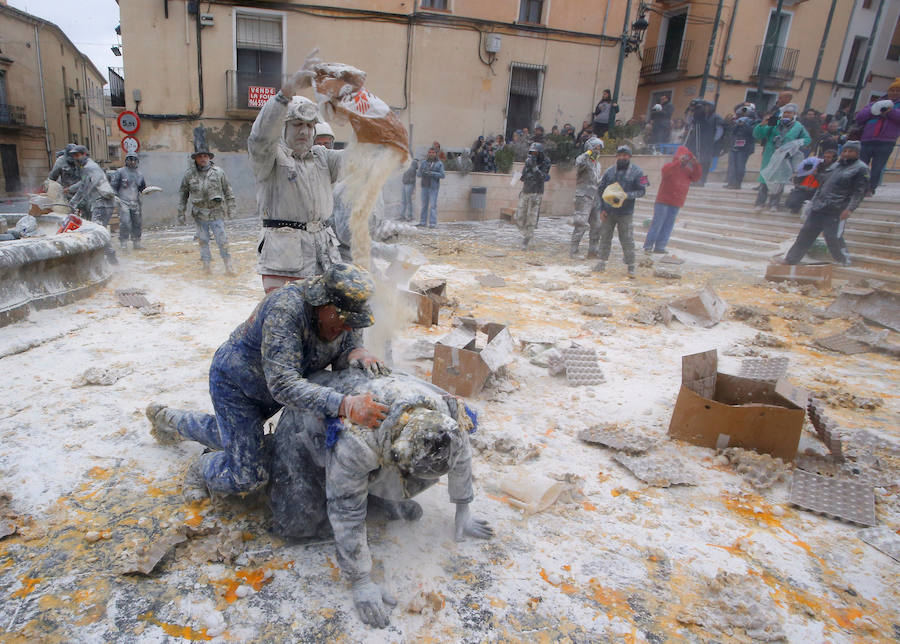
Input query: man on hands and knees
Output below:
<box><xmin>268</xmin><ymin>368</ymin><xmax>493</xmax><ymax>629</ymax></box>
<box><xmin>146</xmin><ymin>263</ymin><xmax>389</xmax><ymax>500</ymax></box>
<box><xmin>782</xmin><ymin>141</ymin><xmax>869</xmax><ymax>267</ymax></box>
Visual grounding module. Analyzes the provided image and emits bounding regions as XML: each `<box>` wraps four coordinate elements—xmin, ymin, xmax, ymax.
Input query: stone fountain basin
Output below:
<box><xmin>0</xmin><ymin>214</ymin><xmax>113</xmax><ymax>327</ymax></box>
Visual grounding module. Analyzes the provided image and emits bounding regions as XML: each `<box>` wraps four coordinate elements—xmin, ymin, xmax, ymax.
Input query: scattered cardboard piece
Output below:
<box><xmin>663</xmin><ymin>286</ymin><xmax>727</xmax><ymax>328</ymax></box>
<box><xmin>668</xmin><ymin>350</ymin><xmax>806</xmax><ymax>460</ymax></box>
<box><xmin>476</xmin><ymin>273</ymin><xmax>506</xmax><ymax>288</ymax></box>
<box><xmin>562</xmin><ymin>345</ymin><xmax>605</xmax><ymax>386</ymax></box>
<box><xmin>483</xmin><ymin>250</ymin><xmax>507</xmax><ymax>258</ymax></box>
<box><xmin>659</xmin><ymin>255</ymin><xmax>685</xmax><ymax>265</ymax></box>
<box><xmin>654</xmin><ymin>267</ymin><xmax>682</xmax><ymax>280</ymax></box>
<box><xmin>737</xmin><ymin>357</ymin><xmax>790</xmax><ymax>382</ymax></box>
<box><xmin>814</xmin><ymin>322</ymin><xmax>893</xmax><ymax>355</ymax></box>
<box><xmin>765</xmin><ymin>262</ymin><xmax>832</xmax><ymax>290</ymax></box>
<box><xmin>577</xmin><ymin>424</ymin><xmax>656</xmax><ymax>454</ymax></box>
<box><xmin>825</xmin><ymin>287</ymin><xmax>900</xmax><ymax>332</ymax></box>
<box><xmin>119</xmin><ymin>530</ymin><xmax>188</xmax><ymax>575</ymax></box>
<box><xmin>580</xmin><ymin>304</ymin><xmax>612</xmax><ymax>318</ymax></box>
<box><xmin>845</xmin><ymin>429</ymin><xmax>900</xmax><ymax>457</ymax></box>
<box><xmin>789</xmin><ymin>469</ymin><xmax>876</xmax><ymax>527</ymax></box>
<box><xmin>612</xmin><ymin>451</ymin><xmax>696</xmax><ymax>487</ymax></box>
<box><xmin>116</xmin><ymin>289</ymin><xmax>151</xmax><ymax>308</ymax></box>
<box><xmin>432</xmin><ymin>320</ymin><xmax>513</xmax><ymax>397</ymax></box>
<box><xmin>499</xmin><ymin>469</ymin><xmax>566</xmax><ymax>514</ymax></box>
<box><xmin>858</xmin><ymin>527</ymin><xmax>900</xmax><ymax>563</ymax></box>
<box><xmin>406</xmin><ymin>279</ymin><xmax>447</xmax><ymax>326</ymax></box>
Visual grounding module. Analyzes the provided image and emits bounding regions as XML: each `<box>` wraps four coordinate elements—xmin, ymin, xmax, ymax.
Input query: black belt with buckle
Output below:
<box><xmin>262</xmin><ymin>219</ymin><xmax>309</xmax><ymax>230</ymax></box>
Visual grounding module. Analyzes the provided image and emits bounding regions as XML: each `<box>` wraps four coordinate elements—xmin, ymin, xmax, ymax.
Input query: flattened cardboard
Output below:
<box><xmin>825</xmin><ymin>288</ymin><xmax>900</xmax><ymax>332</ymax></box>
<box><xmin>664</xmin><ymin>286</ymin><xmax>728</xmax><ymax>328</ymax></box>
<box><xmin>668</xmin><ymin>349</ymin><xmax>805</xmax><ymax>460</ymax></box>
<box><xmin>432</xmin><ymin>322</ymin><xmax>512</xmax><ymax>397</ymax></box>
<box><xmin>765</xmin><ymin>262</ymin><xmax>832</xmax><ymax>289</ymax></box>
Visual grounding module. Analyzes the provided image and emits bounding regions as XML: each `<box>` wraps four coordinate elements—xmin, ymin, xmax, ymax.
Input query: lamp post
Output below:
<box><xmin>612</xmin><ymin>1</ymin><xmax>650</xmax><ymax>104</ymax></box>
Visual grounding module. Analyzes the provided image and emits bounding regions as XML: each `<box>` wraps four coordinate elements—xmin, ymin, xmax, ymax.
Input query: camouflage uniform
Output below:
<box><xmin>177</xmin><ymin>162</ymin><xmax>236</xmax><ymax>267</ymax></box>
<box><xmin>514</xmin><ymin>151</ymin><xmax>551</xmax><ymax>248</ymax></box>
<box><xmin>109</xmin><ymin>162</ymin><xmax>146</xmax><ymax>244</ymax></box>
<box><xmin>595</xmin><ymin>162</ymin><xmax>649</xmax><ymax>271</ymax></box>
<box><xmin>571</xmin><ymin>150</ymin><xmax>603</xmax><ymax>257</ymax></box>
<box><xmin>48</xmin><ymin>147</ymin><xmax>81</xmax><ymax>190</ymax></box>
<box><xmin>68</xmin><ymin>158</ymin><xmax>116</xmax><ymax>226</ymax></box>
<box><xmin>160</xmin><ymin>269</ymin><xmax>371</xmax><ymax>495</ymax></box>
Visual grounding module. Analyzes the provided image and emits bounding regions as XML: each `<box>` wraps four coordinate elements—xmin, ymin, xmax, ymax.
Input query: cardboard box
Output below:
<box><xmin>432</xmin><ymin>319</ymin><xmax>514</xmax><ymax>397</ymax></box>
<box><xmin>406</xmin><ymin>279</ymin><xmax>446</xmax><ymax>326</ymax></box>
<box><xmin>667</xmin><ymin>350</ymin><xmax>807</xmax><ymax>460</ymax></box>
<box><xmin>765</xmin><ymin>262</ymin><xmax>833</xmax><ymax>289</ymax></box>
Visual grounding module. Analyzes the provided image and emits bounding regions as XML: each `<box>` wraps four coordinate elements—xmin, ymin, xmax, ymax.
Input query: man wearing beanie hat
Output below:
<box><xmin>782</xmin><ymin>141</ymin><xmax>869</xmax><ymax>266</ymax></box>
<box><xmin>853</xmin><ymin>78</ymin><xmax>900</xmax><ymax>195</ymax></box>
<box><xmin>146</xmin><ymin>263</ymin><xmax>390</xmax><ymax>499</ymax></box>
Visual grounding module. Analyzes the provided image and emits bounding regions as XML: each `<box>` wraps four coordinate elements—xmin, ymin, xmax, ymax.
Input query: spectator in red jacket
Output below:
<box><xmin>643</xmin><ymin>145</ymin><xmax>702</xmax><ymax>254</ymax></box>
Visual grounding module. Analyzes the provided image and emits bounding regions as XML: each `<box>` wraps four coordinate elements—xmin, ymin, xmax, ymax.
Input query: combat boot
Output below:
<box><xmin>569</xmin><ymin>240</ymin><xmax>580</xmax><ymax>258</ymax></box>
<box><xmin>182</xmin><ymin>457</ymin><xmax>210</xmax><ymax>502</ymax></box>
<box><xmin>587</xmin><ymin>244</ymin><xmax>599</xmax><ymax>259</ymax></box>
<box><xmin>132</xmin><ymin>240</ymin><xmax>143</xmax><ymax>250</ymax></box>
<box><xmin>202</xmin><ymin>260</ymin><xmax>212</xmax><ymax>274</ymax></box>
<box><xmin>627</xmin><ymin>265</ymin><xmax>636</xmax><ymax>279</ymax></box>
<box><xmin>522</xmin><ymin>235</ymin><xmax>532</xmax><ymax>250</ymax></box>
<box><xmin>120</xmin><ymin>240</ymin><xmax>127</xmax><ymax>250</ymax></box>
<box><xmin>224</xmin><ymin>258</ymin><xmax>236</xmax><ymax>276</ymax></box>
<box><xmin>146</xmin><ymin>403</ymin><xmax>185</xmax><ymax>445</ymax></box>
<box><xmin>593</xmin><ymin>261</ymin><xmax>606</xmax><ymax>273</ymax></box>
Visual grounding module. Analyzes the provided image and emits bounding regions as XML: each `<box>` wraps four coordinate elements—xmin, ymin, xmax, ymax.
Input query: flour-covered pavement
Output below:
<box><xmin>0</xmin><ymin>216</ymin><xmax>898</xmax><ymax>642</ymax></box>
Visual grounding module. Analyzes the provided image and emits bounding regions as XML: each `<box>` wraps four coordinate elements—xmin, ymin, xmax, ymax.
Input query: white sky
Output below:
<box><xmin>8</xmin><ymin>0</ymin><xmax>121</xmax><ymax>85</ymax></box>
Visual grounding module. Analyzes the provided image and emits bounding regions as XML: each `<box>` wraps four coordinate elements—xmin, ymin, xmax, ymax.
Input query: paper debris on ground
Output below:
<box><xmin>612</xmin><ymin>451</ymin><xmax>696</xmax><ymax>487</ymax></box>
<box><xmin>577</xmin><ymin>424</ymin><xmax>656</xmax><ymax>454</ymax></box>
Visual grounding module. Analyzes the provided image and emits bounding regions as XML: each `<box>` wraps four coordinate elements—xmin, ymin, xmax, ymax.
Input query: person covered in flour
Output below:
<box><xmin>267</xmin><ymin>368</ymin><xmax>493</xmax><ymax>629</ymax></box>
<box><xmin>248</xmin><ymin>49</ymin><xmax>406</xmax><ymax>294</ymax></box>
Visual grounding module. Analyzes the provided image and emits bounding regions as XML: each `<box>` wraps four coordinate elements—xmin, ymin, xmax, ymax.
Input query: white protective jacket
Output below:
<box><xmin>248</xmin><ymin>91</ymin><xmax>343</xmax><ymax>278</ymax></box>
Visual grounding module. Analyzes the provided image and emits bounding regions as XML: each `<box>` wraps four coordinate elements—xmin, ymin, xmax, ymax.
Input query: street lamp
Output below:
<box><xmin>624</xmin><ymin>7</ymin><xmax>650</xmax><ymax>55</ymax></box>
<box><xmin>613</xmin><ymin>1</ymin><xmax>649</xmax><ymax>103</ymax></box>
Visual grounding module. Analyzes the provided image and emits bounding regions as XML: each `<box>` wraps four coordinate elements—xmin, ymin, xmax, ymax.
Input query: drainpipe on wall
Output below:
<box><xmin>714</xmin><ymin>0</ymin><xmax>739</xmax><ymax>109</ymax></box>
<box><xmin>805</xmin><ymin>0</ymin><xmax>839</xmax><ymax>112</ymax></box>
<box><xmin>33</xmin><ymin>23</ymin><xmax>52</xmax><ymax>167</ymax></box>
<box><xmin>850</xmin><ymin>0</ymin><xmax>886</xmax><ymax>113</ymax></box>
<box><xmin>755</xmin><ymin>0</ymin><xmax>785</xmax><ymax>114</ymax></box>
<box><xmin>612</xmin><ymin>0</ymin><xmax>633</xmax><ymax>104</ymax></box>
<box><xmin>699</xmin><ymin>0</ymin><xmax>725</xmax><ymax>99</ymax></box>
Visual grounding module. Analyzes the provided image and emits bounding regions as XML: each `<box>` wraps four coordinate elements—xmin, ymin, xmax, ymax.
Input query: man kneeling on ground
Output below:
<box><xmin>146</xmin><ymin>263</ymin><xmax>389</xmax><ymax>499</ymax></box>
<box><xmin>268</xmin><ymin>368</ymin><xmax>493</xmax><ymax>629</ymax></box>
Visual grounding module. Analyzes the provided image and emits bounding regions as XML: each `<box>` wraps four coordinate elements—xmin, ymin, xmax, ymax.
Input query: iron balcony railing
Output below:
<box><xmin>0</xmin><ymin>104</ymin><xmax>26</xmax><ymax>126</ymax></box>
<box><xmin>640</xmin><ymin>40</ymin><xmax>692</xmax><ymax>76</ymax></box>
<box><xmin>226</xmin><ymin>70</ymin><xmax>286</xmax><ymax>111</ymax></box>
<box><xmin>751</xmin><ymin>44</ymin><xmax>799</xmax><ymax>85</ymax></box>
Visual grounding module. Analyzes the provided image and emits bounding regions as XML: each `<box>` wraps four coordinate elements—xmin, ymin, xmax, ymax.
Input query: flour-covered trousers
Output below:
<box><xmin>597</xmin><ymin>212</ymin><xmax>636</xmax><ymax>266</ymax></box>
<box><xmin>196</xmin><ymin>218</ymin><xmax>230</xmax><ymax>263</ymax></box>
<box><xmin>515</xmin><ymin>192</ymin><xmax>543</xmax><ymax>237</ymax></box>
<box><xmin>571</xmin><ymin>195</ymin><xmax>599</xmax><ymax>249</ymax></box>
<box><xmin>400</xmin><ymin>183</ymin><xmax>415</xmax><ymax>221</ymax></box>
<box><xmin>170</xmin><ymin>344</ymin><xmax>281</xmax><ymax>495</ymax></box>
<box><xmin>119</xmin><ymin>200</ymin><xmax>142</xmax><ymax>241</ymax></box>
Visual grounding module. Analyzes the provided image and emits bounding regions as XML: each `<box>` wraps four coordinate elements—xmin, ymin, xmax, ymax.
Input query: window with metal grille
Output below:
<box><xmin>421</xmin><ymin>0</ymin><xmax>449</xmax><ymax>9</ymax></box>
<box><xmin>519</xmin><ymin>0</ymin><xmax>543</xmax><ymax>24</ymax></box>
<box><xmin>234</xmin><ymin>13</ymin><xmax>283</xmax><ymax>109</ymax></box>
<box><xmin>510</xmin><ymin>64</ymin><xmax>542</xmax><ymax>97</ymax></box>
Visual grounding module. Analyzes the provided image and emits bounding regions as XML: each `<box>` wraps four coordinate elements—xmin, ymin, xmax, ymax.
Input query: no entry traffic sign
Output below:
<box><xmin>121</xmin><ymin>136</ymin><xmax>140</xmax><ymax>154</ymax></box>
<box><xmin>117</xmin><ymin>110</ymin><xmax>141</xmax><ymax>135</ymax></box>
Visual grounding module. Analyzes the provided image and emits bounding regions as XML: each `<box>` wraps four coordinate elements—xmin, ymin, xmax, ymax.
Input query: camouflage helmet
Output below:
<box><xmin>528</xmin><ymin>142</ymin><xmax>544</xmax><ymax>154</ymax></box>
<box><xmin>285</xmin><ymin>96</ymin><xmax>320</xmax><ymax>124</ymax></box>
<box><xmin>303</xmin><ymin>263</ymin><xmax>375</xmax><ymax>328</ymax></box>
<box><xmin>586</xmin><ymin>137</ymin><xmax>604</xmax><ymax>151</ymax></box>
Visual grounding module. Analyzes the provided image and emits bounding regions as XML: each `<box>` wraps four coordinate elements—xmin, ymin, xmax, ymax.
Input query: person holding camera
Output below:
<box><xmin>724</xmin><ymin>103</ymin><xmax>759</xmax><ymax>189</ymax></box>
<box><xmin>854</xmin><ymin>78</ymin><xmax>900</xmax><ymax>196</ymax></box>
<box><xmin>753</xmin><ymin>103</ymin><xmax>811</xmax><ymax>211</ymax></box>
<box><xmin>515</xmin><ymin>142</ymin><xmax>552</xmax><ymax>249</ymax></box>
<box><xmin>684</xmin><ymin>99</ymin><xmax>724</xmax><ymax>186</ymax></box>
